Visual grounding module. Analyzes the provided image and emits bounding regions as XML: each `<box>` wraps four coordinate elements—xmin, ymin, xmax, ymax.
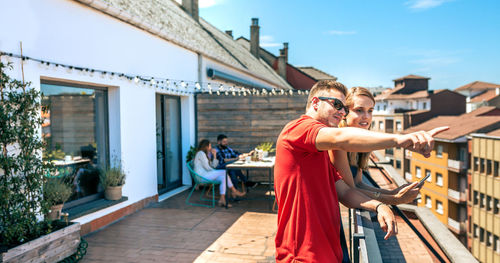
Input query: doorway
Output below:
<box><xmin>156</xmin><ymin>94</ymin><xmax>182</xmax><ymax>194</ymax></box>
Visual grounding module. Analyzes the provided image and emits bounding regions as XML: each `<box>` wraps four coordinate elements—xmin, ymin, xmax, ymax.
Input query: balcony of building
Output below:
<box><xmin>448</xmin><ymin>188</ymin><xmax>467</xmax><ymax>203</ymax></box>
<box><xmin>448</xmin><ymin>217</ymin><xmax>467</xmax><ymax>235</ymax></box>
<box><xmin>448</xmin><ymin>159</ymin><xmax>467</xmax><ymax>173</ymax></box>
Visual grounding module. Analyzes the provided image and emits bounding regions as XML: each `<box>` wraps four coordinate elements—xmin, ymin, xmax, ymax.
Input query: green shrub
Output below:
<box><xmin>186</xmin><ymin>145</ymin><xmax>197</xmax><ymax>163</ymax></box>
<box><xmin>0</xmin><ymin>60</ymin><xmax>52</xmax><ymax>249</ymax></box>
<box><xmin>43</xmin><ymin>178</ymin><xmax>72</xmax><ymax>206</ymax></box>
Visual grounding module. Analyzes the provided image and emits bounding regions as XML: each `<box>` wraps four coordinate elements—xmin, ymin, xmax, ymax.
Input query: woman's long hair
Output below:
<box><xmin>340</xmin><ymin>87</ymin><xmax>376</xmax><ymax>171</ymax></box>
<box><xmin>196</xmin><ymin>139</ymin><xmax>211</xmax><ymax>155</ymax></box>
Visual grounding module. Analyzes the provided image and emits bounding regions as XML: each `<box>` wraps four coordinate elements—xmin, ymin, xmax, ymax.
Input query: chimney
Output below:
<box><xmin>250</xmin><ymin>18</ymin><xmax>260</xmax><ymax>58</ymax></box>
<box><xmin>182</xmin><ymin>0</ymin><xmax>199</xmax><ymax>22</ymax></box>
<box><xmin>225</xmin><ymin>30</ymin><xmax>233</xmax><ymax>38</ymax></box>
<box><xmin>277</xmin><ymin>48</ymin><xmax>287</xmax><ymax>79</ymax></box>
<box><xmin>283</xmin><ymin>42</ymin><xmax>289</xmax><ymax>63</ymax></box>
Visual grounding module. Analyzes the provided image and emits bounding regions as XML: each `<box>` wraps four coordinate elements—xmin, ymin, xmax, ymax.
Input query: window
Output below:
<box><xmin>41</xmin><ymin>82</ymin><xmax>109</xmax><ymax>206</ymax></box>
<box><xmin>396</xmin><ymin>160</ymin><xmax>401</xmax><ymax>169</ymax></box>
<box><xmin>473</xmin><ymin>224</ymin><xmax>478</xmax><ymax>238</ymax></box>
<box><xmin>473</xmin><ymin>191</ymin><xmax>479</xmax><ymax>205</ymax></box>
<box><xmin>487</xmin><ymin>160</ymin><xmax>492</xmax><ymax>175</ymax></box>
<box><xmin>417</xmin><ymin>194</ymin><xmax>422</xmax><ymax>203</ymax></box>
<box><xmin>385</xmin><ymin>148</ymin><xmax>394</xmax><ymax>155</ymax></box>
<box><xmin>487</xmin><ymin>196</ymin><xmax>492</xmax><ymax>211</ymax></box>
<box><xmin>383</xmin><ymin>105</ymin><xmax>387</xmax><ymax>111</ymax></box>
<box><xmin>474</xmin><ymin>157</ymin><xmax>479</xmax><ymax>171</ymax></box>
<box><xmin>480</xmin><ymin>193</ymin><xmax>485</xmax><ymax>208</ymax></box>
<box><xmin>494</xmin><ymin>235</ymin><xmax>500</xmax><ymax>253</ymax></box>
<box><xmin>487</xmin><ymin>232</ymin><xmax>492</xmax><ymax>247</ymax></box>
<box><xmin>436</xmin><ymin>145</ymin><xmax>443</xmax><ymax>158</ymax></box>
<box><xmin>396</xmin><ymin>121</ymin><xmax>402</xmax><ymax>131</ymax></box>
<box><xmin>379</xmin><ymin>121</ymin><xmax>384</xmax><ymax>130</ymax></box>
<box><xmin>494</xmin><ymin>161</ymin><xmax>499</xmax><ymax>177</ymax></box>
<box><xmin>436</xmin><ymin>200</ymin><xmax>443</xmax><ymax>214</ymax></box>
<box><xmin>423</xmin><ymin>102</ymin><xmax>427</xmax><ymax>109</ymax></box>
<box><xmin>425</xmin><ymin>169</ymin><xmax>432</xmax><ymax>182</ymax></box>
<box><xmin>494</xmin><ymin>198</ymin><xmax>499</xmax><ymax>214</ymax></box>
<box><xmin>480</xmin><ymin>228</ymin><xmax>485</xmax><ymax>242</ymax></box>
<box><xmin>371</xmin><ymin>121</ymin><xmax>375</xmax><ymax>130</ymax></box>
<box><xmin>377</xmin><ymin>105</ymin><xmax>380</xmax><ymax>111</ymax></box>
<box><xmin>425</xmin><ymin>196</ymin><xmax>432</xmax><ymax>208</ymax></box>
<box><xmin>480</xmin><ymin>158</ymin><xmax>485</xmax><ymax>173</ymax></box>
<box><xmin>436</xmin><ymin>173</ymin><xmax>443</xmax><ymax>186</ymax></box>
<box><xmin>416</xmin><ymin>166</ymin><xmax>421</xmax><ymax>178</ymax></box>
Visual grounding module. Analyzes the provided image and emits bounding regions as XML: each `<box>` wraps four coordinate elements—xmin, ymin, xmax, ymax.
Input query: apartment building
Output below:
<box><xmin>455</xmin><ymin>81</ymin><xmax>500</xmax><ymax>113</ymax></box>
<box><xmin>469</xmin><ymin>129</ymin><xmax>500</xmax><ymax>263</ymax></box>
<box><xmin>372</xmin><ymin>74</ymin><xmax>465</xmax><ymax>175</ymax></box>
<box><xmin>403</xmin><ymin>107</ymin><xmax>500</xmax><ymax>246</ymax></box>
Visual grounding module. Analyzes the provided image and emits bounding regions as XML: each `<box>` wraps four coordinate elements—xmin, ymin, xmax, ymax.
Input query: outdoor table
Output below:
<box><xmin>225</xmin><ymin>157</ymin><xmax>275</xmax><ymax>210</ymax></box>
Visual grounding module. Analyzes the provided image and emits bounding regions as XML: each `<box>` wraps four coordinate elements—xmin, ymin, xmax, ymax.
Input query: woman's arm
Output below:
<box><xmin>196</xmin><ymin>151</ymin><xmax>214</xmax><ymax>171</ymax></box>
<box><xmin>331</xmin><ymin>150</ymin><xmax>355</xmax><ymax>188</ymax></box>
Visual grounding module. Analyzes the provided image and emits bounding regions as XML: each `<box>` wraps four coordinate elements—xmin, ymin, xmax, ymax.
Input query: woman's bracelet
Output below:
<box><xmin>375</xmin><ymin>203</ymin><xmax>386</xmax><ymax>213</ymax></box>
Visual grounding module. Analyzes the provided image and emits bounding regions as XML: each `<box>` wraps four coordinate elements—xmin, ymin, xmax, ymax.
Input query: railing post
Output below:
<box><xmin>352</xmin><ymin>233</ymin><xmax>365</xmax><ymax>263</ymax></box>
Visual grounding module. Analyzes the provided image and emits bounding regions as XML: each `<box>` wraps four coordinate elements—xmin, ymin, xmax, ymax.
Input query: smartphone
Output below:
<box><xmin>417</xmin><ymin>173</ymin><xmax>431</xmax><ymax>186</ymax></box>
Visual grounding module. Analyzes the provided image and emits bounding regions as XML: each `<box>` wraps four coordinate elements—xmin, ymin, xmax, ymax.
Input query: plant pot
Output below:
<box><xmin>0</xmin><ymin>222</ymin><xmax>80</xmax><ymax>263</ymax></box>
<box><xmin>105</xmin><ymin>186</ymin><xmax>122</xmax><ymax>200</ymax></box>
<box><xmin>47</xmin><ymin>204</ymin><xmax>64</xmax><ymax>221</ymax></box>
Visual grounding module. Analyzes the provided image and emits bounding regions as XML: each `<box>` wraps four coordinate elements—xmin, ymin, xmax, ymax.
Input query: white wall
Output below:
<box><xmin>0</xmin><ymin>0</ymin><xmax>198</xmax><ymax>216</ymax></box>
<box><xmin>374</xmin><ymin>98</ymin><xmax>431</xmax><ymax>114</ymax></box>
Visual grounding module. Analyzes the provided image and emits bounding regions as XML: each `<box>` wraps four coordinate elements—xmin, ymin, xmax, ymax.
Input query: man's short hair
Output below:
<box><xmin>217</xmin><ymin>134</ymin><xmax>227</xmax><ymax>142</ymax></box>
<box><xmin>305</xmin><ymin>80</ymin><xmax>348</xmax><ymax>110</ymax></box>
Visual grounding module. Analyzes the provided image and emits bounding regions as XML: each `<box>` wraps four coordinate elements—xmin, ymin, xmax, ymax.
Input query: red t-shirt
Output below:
<box><xmin>274</xmin><ymin>115</ymin><xmax>343</xmax><ymax>263</ymax></box>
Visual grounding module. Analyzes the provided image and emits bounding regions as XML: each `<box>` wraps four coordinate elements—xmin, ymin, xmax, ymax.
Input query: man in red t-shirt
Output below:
<box><xmin>274</xmin><ymin>80</ymin><xmax>448</xmax><ymax>262</ymax></box>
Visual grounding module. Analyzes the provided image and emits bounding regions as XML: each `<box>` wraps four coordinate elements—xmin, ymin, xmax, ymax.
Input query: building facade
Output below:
<box><xmin>469</xmin><ymin>132</ymin><xmax>500</xmax><ymax>263</ymax></box>
<box><xmin>404</xmin><ymin>107</ymin><xmax>500</xmax><ymax>247</ymax></box>
<box><xmin>1</xmin><ymin>0</ymin><xmax>290</xmax><ymax>235</ymax></box>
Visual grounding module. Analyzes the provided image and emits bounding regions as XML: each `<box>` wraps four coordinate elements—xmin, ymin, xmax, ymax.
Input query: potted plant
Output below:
<box><xmin>100</xmin><ymin>165</ymin><xmax>126</xmax><ymax>200</ymax></box>
<box><xmin>256</xmin><ymin>142</ymin><xmax>275</xmax><ymax>158</ymax></box>
<box><xmin>43</xmin><ymin>178</ymin><xmax>72</xmax><ymax>220</ymax></box>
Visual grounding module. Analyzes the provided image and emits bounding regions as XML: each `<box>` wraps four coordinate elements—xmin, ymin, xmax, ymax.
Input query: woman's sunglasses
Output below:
<box><xmin>317</xmin><ymin>96</ymin><xmax>349</xmax><ymax>115</ymax></box>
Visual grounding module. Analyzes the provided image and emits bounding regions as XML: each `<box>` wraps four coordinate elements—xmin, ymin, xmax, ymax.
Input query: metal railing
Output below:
<box><xmin>365</xmin><ymin>157</ymin><xmax>447</xmax><ymax>263</ymax></box>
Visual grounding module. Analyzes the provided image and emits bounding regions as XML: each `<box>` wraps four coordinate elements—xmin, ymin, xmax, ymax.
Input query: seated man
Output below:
<box><xmin>215</xmin><ymin>134</ymin><xmax>255</xmax><ymax>190</ymax></box>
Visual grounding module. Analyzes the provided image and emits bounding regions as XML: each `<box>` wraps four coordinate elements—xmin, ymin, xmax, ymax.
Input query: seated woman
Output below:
<box><xmin>193</xmin><ymin>139</ymin><xmax>245</xmax><ymax>207</ymax></box>
<box><xmin>330</xmin><ymin>87</ymin><xmax>420</xmax><ymax>205</ymax></box>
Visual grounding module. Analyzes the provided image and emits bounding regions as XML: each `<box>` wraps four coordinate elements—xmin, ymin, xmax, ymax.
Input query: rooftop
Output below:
<box><xmin>77</xmin><ymin>0</ymin><xmax>291</xmax><ymax>89</ymax></box>
<box><xmin>403</xmin><ymin>106</ymin><xmax>500</xmax><ymax>140</ymax></box>
<box><xmin>296</xmin><ymin>66</ymin><xmax>337</xmax><ymax>81</ymax></box>
<box><xmin>393</xmin><ymin>74</ymin><xmax>431</xmax><ymax>82</ymax></box>
<box><xmin>455</xmin><ymin>81</ymin><xmax>500</xmax><ymax>91</ymax></box>
<box><xmin>469</xmin><ymin>89</ymin><xmax>499</xmax><ymax>103</ymax></box>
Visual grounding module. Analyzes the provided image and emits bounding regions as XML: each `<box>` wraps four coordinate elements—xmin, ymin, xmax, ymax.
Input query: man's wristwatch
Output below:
<box><xmin>373</xmin><ymin>191</ymin><xmax>381</xmax><ymax>199</ymax></box>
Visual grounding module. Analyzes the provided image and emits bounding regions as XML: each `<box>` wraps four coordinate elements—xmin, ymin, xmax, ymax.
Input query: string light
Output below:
<box><xmin>0</xmin><ymin>51</ymin><xmax>310</xmax><ymax>97</ymax></box>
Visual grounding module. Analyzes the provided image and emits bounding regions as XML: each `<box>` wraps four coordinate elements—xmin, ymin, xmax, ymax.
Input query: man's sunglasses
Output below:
<box><xmin>317</xmin><ymin>96</ymin><xmax>349</xmax><ymax>115</ymax></box>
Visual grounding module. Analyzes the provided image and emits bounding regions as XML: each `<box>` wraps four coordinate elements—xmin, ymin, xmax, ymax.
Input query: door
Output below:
<box><xmin>156</xmin><ymin>94</ymin><xmax>182</xmax><ymax>194</ymax></box>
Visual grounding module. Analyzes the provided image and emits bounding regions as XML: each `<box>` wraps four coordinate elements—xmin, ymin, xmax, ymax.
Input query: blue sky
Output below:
<box><xmin>197</xmin><ymin>0</ymin><xmax>500</xmax><ymax>90</ymax></box>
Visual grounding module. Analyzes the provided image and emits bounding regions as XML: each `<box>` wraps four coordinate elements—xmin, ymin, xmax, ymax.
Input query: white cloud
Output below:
<box><xmin>260</xmin><ymin>35</ymin><xmax>282</xmax><ymax>48</ymax></box>
<box><xmin>326</xmin><ymin>30</ymin><xmax>357</xmax><ymax>36</ymax></box>
<box><xmin>406</xmin><ymin>0</ymin><xmax>454</xmax><ymax>10</ymax></box>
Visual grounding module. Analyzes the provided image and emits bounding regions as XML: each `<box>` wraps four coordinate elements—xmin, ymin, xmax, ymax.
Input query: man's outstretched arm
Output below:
<box><xmin>335</xmin><ymin>179</ymin><xmax>397</xmax><ymax>240</ymax></box>
<box><xmin>316</xmin><ymin>126</ymin><xmax>448</xmax><ymax>157</ymax></box>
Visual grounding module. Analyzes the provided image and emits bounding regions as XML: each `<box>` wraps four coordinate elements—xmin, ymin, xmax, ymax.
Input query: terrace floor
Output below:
<box><xmin>80</xmin><ymin>171</ymin><xmax>445</xmax><ymax>263</ymax></box>
<box><xmin>81</xmin><ymin>185</ymin><xmax>277</xmax><ymax>263</ymax></box>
